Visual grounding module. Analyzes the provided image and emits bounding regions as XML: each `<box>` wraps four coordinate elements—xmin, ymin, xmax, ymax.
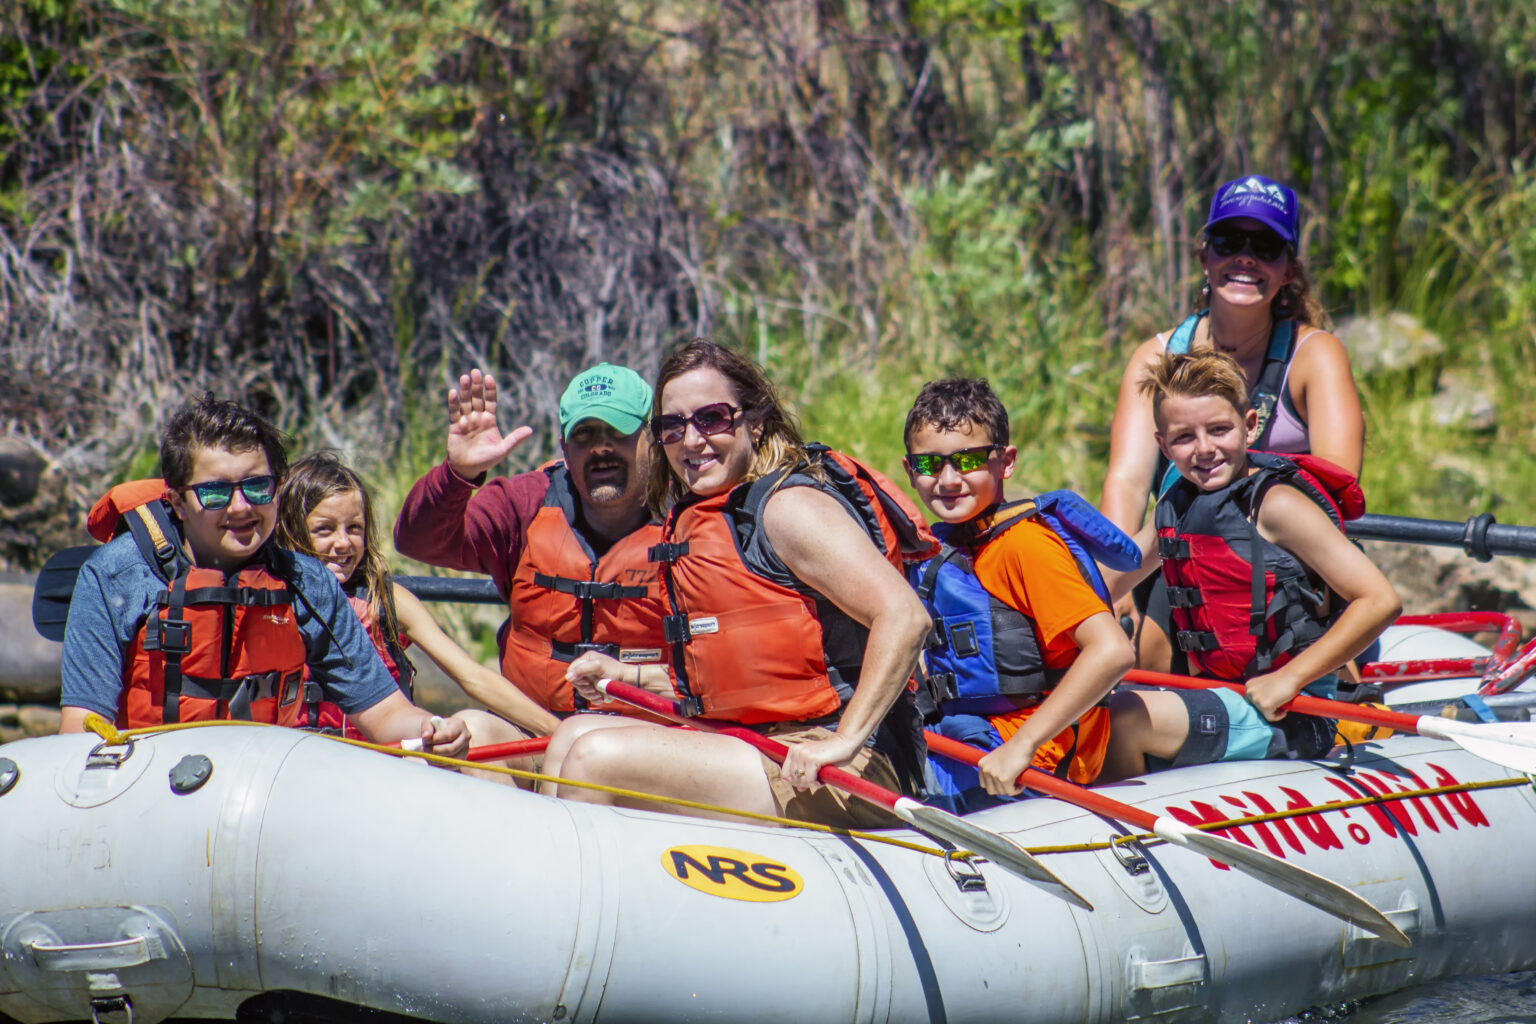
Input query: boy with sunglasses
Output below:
<box><xmin>59</xmin><ymin>394</ymin><xmax>471</xmax><ymax>755</ymax></box>
<box><xmin>903</xmin><ymin>379</ymin><xmax>1135</xmax><ymax>810</ymax></box>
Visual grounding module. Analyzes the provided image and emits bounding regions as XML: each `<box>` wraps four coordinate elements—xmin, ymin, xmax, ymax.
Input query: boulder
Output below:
<box><xmin>1334</xmin><ymin>312</ymin><xmax>1444</xmax><ymax>375</ymax></box>
<box><xmin>0</xmin><ymin>577</ymin><xmax>62</xmax><ymax>702</ymax></box>
<box><xmin>1429</xmin><ymin>369</ymin><xmax>1498</xmax><ymax>432</ymax></box>
<box><xmin>0</xmin><ymin>438</ymin><xmax>46</xmax><ymax>507</ymax></box>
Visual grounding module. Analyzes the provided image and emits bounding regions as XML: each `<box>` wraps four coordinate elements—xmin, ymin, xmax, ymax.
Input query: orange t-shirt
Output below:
<box><xmin>968</xmin><ymin>517</ymin><xmax>1112</xmax><ymax>783</ymax></box>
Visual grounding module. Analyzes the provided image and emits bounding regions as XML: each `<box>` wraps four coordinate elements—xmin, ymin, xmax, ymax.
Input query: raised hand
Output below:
<box><xmin>446</xmin><ymin>369</ymin><xmax>534</xmax><ymax>480</ymax></box>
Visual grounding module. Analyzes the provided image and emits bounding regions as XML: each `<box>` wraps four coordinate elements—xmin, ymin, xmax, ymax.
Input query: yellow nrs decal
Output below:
<box><xmin>661</xmin><ymin>845</ymin><xmax>803</xmax><ymax>903</ymax></box>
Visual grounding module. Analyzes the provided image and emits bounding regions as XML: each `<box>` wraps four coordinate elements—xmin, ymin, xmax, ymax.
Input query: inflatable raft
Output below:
<box><xmin>2</xmin><ymin>659</ymin><xmax>1535</xmax><ymax>1024</ymax></box>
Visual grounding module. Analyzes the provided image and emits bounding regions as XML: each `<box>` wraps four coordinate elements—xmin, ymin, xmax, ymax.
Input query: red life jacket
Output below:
<box><xmin>651</xmin><ymin>447</ymin><xmax>937</xmax><ymax>725</ymax></box>
<box><xmin>88</xmin><ymin>481</ymin><xmax>311</xmax><ymax>729</ymax></box>
<box><xmin>1155</xmin><ymin>452</ymin><xmax>1365</xmax><ymax>679</ymax></box>
<box><xmin>304</xmin><ymin>590</ymin><xmax>415</xmax><ymax>737</ymax></box>
<box><xmin>500</xmin><ymin>465</ymin><xmax>669</xmax><ymax>715</ymax></box>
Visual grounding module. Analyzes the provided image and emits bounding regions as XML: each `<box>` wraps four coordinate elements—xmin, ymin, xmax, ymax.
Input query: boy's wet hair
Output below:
<box><xmin>903</xmin><ymin>379</ymin><xmax>1009</xmax><ymax>449</ymax></box>
<box><xmin>160</xmin><ymin>392</ymin><xmax>289</xmax><ymax>488</ymax></box>
<box><xmin>1138</xmin><ymin>351</ymin><xmax>1250</xmax><ymax>428</ymax></box>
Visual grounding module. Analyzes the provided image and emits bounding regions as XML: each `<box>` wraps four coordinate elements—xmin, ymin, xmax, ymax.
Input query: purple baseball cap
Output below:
<box><xmin>1204</xmin><ymin>174</ymin><xmax>1298</xmax><ymax>243</ymax></box>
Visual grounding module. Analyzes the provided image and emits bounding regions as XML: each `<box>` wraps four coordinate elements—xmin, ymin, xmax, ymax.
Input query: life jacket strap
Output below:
<box><xmin>1165</xmin><ymin>586</ymin><xmax>1204</xmax><ymax>609</ymax></box>
<box><xmin>1175</xmin><ymin>630</ymin><xmax>1220</xmax><ymax>653</ymax></box>
<box><xmin>532</xmin><ymin>573</ymin><xmax>648</xmax><ymax>601</ymax></box>
<box><xmin>1158</xmin><ymin>536</ymin><xmax>1190</xmax><ymax>559</ymax></box>
<box><xmin>647</xmin><ymin>542</ymin><xmax>690</xmax><ymax>564</ymax></box>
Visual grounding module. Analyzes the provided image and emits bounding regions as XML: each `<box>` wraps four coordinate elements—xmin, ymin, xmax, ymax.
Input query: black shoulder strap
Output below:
<box><xmin>124</xmin><ymin>501</ymin><xmax>189</xmax><ymax>582</ymax></box>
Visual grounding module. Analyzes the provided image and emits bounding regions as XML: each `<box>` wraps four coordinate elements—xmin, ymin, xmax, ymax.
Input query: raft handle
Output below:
<box><xmin>943</xmin><ymin>850</ymin><xmax>989</xmax><ymax>893</ymax></box>
<box><xmin>30</xmin><ymin>933</ymin><xmax>160</xmax><ymax>971</ymax></box>
<box><xmin>90</xmin><ymin>995</ymin><xmax>133</xmax><ymax>1024</ymax></box>
<box><xmin>85</xmin><ymin>737</ymin><xmax>136</xmax><ymax>771</ymax></box>
<box><xmin>1110</xmin><ymin>836</ymin><xmax>1150</xmax><ymax>876</ymax></box>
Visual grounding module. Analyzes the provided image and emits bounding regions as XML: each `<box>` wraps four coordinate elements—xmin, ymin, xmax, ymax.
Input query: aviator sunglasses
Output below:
<box><xmin>905</xmin><ymin>445</ymin><xmax>1002</xmax><ymax>477</ymax></box>
<box><xmin>184</xmin><ymin>474</ymin><xmax>278</xmax><ymax>511</ymax></box>
<box><xmin>649</xmin><ymin>402</ymin><xmax>742</xmax><ymax>445</ymax></box>
<box><xmin>1206</xmin><ymin>226</ymin><xmax>1289</xmax><ymax>263</ymax></box>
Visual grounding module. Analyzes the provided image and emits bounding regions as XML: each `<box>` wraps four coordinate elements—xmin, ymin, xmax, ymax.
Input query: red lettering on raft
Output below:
<box><xmin>1161</xmin><ymin>764</ymin><xmax>1489</xmax><ymax>869</ymax></box>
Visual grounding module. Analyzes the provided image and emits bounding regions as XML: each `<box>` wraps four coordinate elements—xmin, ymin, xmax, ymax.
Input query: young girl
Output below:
<box><xmin>276</xmin><ymin>453</ymin><xmax>560</xmax><ymax>773</ymax></box>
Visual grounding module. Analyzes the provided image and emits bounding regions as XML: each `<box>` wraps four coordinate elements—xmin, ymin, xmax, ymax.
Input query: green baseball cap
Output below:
<box><xmin>558</xmin><ymin>363</ymin><xmax>652</xmax><ymax>437</ymax></box>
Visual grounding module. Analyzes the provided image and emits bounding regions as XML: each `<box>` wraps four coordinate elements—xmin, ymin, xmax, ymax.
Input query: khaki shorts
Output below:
<box><xmin>756</xmin><ymin>725</ymin><xmax>903</xmax><ymax>831</ymax></box>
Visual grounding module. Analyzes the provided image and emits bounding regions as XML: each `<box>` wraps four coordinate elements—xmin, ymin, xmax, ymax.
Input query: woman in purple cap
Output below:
<box><xmin>1099</xmin><ymin>174</ymin><xmax>1364</xmax><ymax>671</ymax></box>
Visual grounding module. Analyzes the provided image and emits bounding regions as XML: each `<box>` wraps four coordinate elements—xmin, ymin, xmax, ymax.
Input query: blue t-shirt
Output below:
<box><xmin>61</xmin><ymin>533</ymin><xmax>400</xmax><ymax>720</ymax></box>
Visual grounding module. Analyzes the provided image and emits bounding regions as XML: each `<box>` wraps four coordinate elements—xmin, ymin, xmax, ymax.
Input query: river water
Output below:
<box><xmin>1271</xmin><ymin>970</ymin><xmax>1536</xmax><ymax>1023</ymax></box>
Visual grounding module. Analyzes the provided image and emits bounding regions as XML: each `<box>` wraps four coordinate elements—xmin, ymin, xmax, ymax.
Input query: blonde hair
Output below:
<box><xmin>276</xmin><ymin>451</ymin><xmax>403</xmax><ymax>652</ymax></box>
<box><xmin>1138</xmin><ymin>351</ymin><xmax>1250</xmax><ymax>428</ymax></box>
<box><xmin>646</xmin><ymin>339</ymin><xmax>820</xmax><ymax>514</ymax></box>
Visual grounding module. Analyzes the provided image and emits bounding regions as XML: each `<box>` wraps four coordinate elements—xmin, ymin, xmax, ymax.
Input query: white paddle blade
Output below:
<box><xmin>1152</xmin><ymin>817</ymin><xmax>1411</xmax><ymax>948</ymax></box>
<box><xmin>897</xmin><ymin>799</ymin><xmax>1093</xmax><ymax>911</ymax></box>
<box><xmin>1414</xmin><ymin>717</ymin><xmax>1536</xmax><ymax>774</ymax></box>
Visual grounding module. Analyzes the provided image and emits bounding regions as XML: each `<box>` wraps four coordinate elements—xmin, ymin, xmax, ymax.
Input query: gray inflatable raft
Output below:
<box><xmin>1</xmin><ymin>714</ymin><xmax>1533</xmax><ymax>1024</ymax></box>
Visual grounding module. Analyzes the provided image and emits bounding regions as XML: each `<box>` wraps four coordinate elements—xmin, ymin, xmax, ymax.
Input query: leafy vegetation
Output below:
<box><xmin>3</xmin><ymin>0</ymin><xmax>1535</xmax><ymax>566</ymax></box>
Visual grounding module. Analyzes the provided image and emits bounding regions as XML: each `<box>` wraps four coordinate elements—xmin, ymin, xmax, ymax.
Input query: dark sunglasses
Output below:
<box><xmin>184</xmin><ymin>474</ymin><xmax>278</xmax><ymax>511</ymax></box>
<box><xmin>649</xmin><ymin>403</ymin><xmax>742</xmax><ymax>445</ymax></box>
<box><xmin>1207</xmin><ymin>227</ymin><xmax>1289</xmax><ymax>262</ymax></box>
<box><xmin>905</xmin><ymin>445</ymin><xmax>1002</xmax><ymax>477</ymax></box>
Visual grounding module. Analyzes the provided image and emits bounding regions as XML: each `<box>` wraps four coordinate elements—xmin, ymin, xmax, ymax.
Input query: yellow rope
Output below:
<box><xmin>82</xmin><ymin>714</ymin><xmax>970</xmax><ymax>860</ymax></box>
<box><xmin>84</xmin><ymin>714</ymin><xmax>1532</xmax><ymax>860</ymax></box>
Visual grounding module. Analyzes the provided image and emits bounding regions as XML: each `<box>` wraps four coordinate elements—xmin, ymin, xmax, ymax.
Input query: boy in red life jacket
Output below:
<box><xmin>1105</xmin><ymin>352</ymin><xmax>1400</xmax><ymax>771</ymax></box>
<box><xmin>59</xmin><ymin>394</ymin><xmax>472</xmax><ymax>756</ymax></box>
<box><xmin>904</xmin><ymin>379</ymin><xmax>1135</xmax><ymax>802</ymax></box>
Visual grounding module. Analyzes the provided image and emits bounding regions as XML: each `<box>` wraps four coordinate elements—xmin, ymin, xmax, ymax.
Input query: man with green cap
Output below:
<box><xmin>395</xmin><ymin>364</ymin><xmax>668</xmax><ymax>721</ymax></box>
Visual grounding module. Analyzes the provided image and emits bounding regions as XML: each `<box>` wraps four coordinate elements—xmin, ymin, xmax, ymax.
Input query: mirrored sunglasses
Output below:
<box><xmin>186</xmin><ymin>474</ymin><xmax>278</xmax><ymax>511</ymax></box>
<box><xmin>1206</xmin><ymin>227</ymin><xmax>1288</xmax><ymax>262</ymax></box>
<box><xmin>649</xmin><ymin>403</ymin><xmax>742</xmax><ymax>445</ymax></box>
<box><xmin>905</xmin><ymin>445</ymin><xmax>1001</xmax><ymax>477</ymax></box>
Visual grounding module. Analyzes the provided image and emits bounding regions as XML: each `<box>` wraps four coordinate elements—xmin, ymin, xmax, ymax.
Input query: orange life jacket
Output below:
<box><xmin>500</xmin><ymin>465</ymin><xmax>669</xmax><ymax>714</ymax></box>
<box><xmin>651</xmin><ymin>447</ymin><xmax>937</xmax><ymax>726</ymax></box>
<box><xmin>88</xmin><ymin>481</ymin><xmax>310</xmax><ymax>729</ymax></box>
<box><xmin>304</xmin><ymin>590</ymin><xmax>415</xmax><ymax>737</ymax></box>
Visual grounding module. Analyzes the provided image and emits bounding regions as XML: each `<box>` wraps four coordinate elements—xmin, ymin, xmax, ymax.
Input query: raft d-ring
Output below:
<box><xmin>90</xmin><ymin>994</ymin><xmax>133</xmax><ymax>1024</ymax></box>
<box><xmin>85</xmin><ymin>736</ymin><xmax>137</xmax><ymax>770</ymax></box>
<box><xmin>1110</xmin><ymin>835</ymin><xmax>1150</xmax><ymax>876</ymax></box>
<box><xmin>943</xmin><ymin>849</ymin><xmax>989</xmax><ymax>893</ymax></box>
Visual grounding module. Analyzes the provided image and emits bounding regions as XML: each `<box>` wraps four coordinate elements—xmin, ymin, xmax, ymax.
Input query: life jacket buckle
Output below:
<box><xmin>1157</xmin><ymin>536</ymin><xmax>1190</xmax><ymax>559</ymax></box>
<box><xmin>647</xmin><ymin>541</ymin><xmax>689</xmax><ymax>564</ymax></box>
<box><xmin>662</xmin><ymin>615</ymin><xmax>692</xmax><ymax>645</ymax></box>
<box><xmin>152</xmin><ymin>618</ymin><xmax>192</xmax><ymax>655</ymax></box>
<box><xmin>946</xmin><ymin>621</ymin><xmax>980</xmax><ymax>658</ymax></box>
<box><xmin>1175</xmin><ymin>630</ymin><xmax>1219</xmax><ymax>653</ymax></box>
<box><xmin>679</xmin><ymin>695</ymin><xmax>704</xmax><ymax>717</ymax></box>
<box><xmin>279</xmin><ymin>670</ymin><xmax>304</xmax><ymax>707</ymax></box>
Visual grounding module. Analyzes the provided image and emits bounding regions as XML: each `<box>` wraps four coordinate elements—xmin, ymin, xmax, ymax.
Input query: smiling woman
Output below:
<box><xmin>1099</xmin><ymin>174</ymin><xmax>1367</xmax><ymax>672</ymax></box>
<box><xmin>541</xmin><ymin>339</ymin><xmax>935</xmax><ymax>829</ymax></box>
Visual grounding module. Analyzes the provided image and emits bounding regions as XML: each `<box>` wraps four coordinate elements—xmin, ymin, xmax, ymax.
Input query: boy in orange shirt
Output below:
<box><xmin>904</xmin><ymin>380</ymin><xmax>1135</xmax><ymax>812</ymax></box>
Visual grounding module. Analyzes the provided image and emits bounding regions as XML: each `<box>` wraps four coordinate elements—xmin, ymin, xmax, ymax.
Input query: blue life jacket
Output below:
<box><xmin>1156</xmin><ymin>311</ymin><xmax>1296</xmax><ymax>496</ymax></box>
<box><xmin>912</xmin><ymin>494</ymin><xmax>1139</xmax><ymax>719</ymax></box>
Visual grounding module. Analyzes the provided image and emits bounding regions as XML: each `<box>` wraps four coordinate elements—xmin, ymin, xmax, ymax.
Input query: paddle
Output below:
<box><xmin>397</xmin><ymin>735</ymin><xmax>550</xmax><ymax>761</ymax></box>
<box><xmin>1125</xmin><ymin>668</ymin><xmax>1536</xmax><ymax>774</ymax></box>
<box><xmin>595</xmin><ymin>678</ymin><xmax>1093</xmax><ymax>910</ymax></box>
<box><xmin>921</xmin><ymin>729</ymin><xmax>1411</xmax><ymax>947</ymax></box>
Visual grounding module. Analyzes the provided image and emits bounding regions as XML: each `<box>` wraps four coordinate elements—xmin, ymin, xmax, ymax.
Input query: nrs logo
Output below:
<box><xmin>661</xmin><ymin>845</ymin><xmax>803</xmax><ymax>902</ymax></box>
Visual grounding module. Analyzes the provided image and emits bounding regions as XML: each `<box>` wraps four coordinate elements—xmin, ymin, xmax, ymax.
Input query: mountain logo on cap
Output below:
<box><xmin>1226</xmin><ymin>176</ymin><xmax>1290</xmax><ymax>211</ymax></box>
